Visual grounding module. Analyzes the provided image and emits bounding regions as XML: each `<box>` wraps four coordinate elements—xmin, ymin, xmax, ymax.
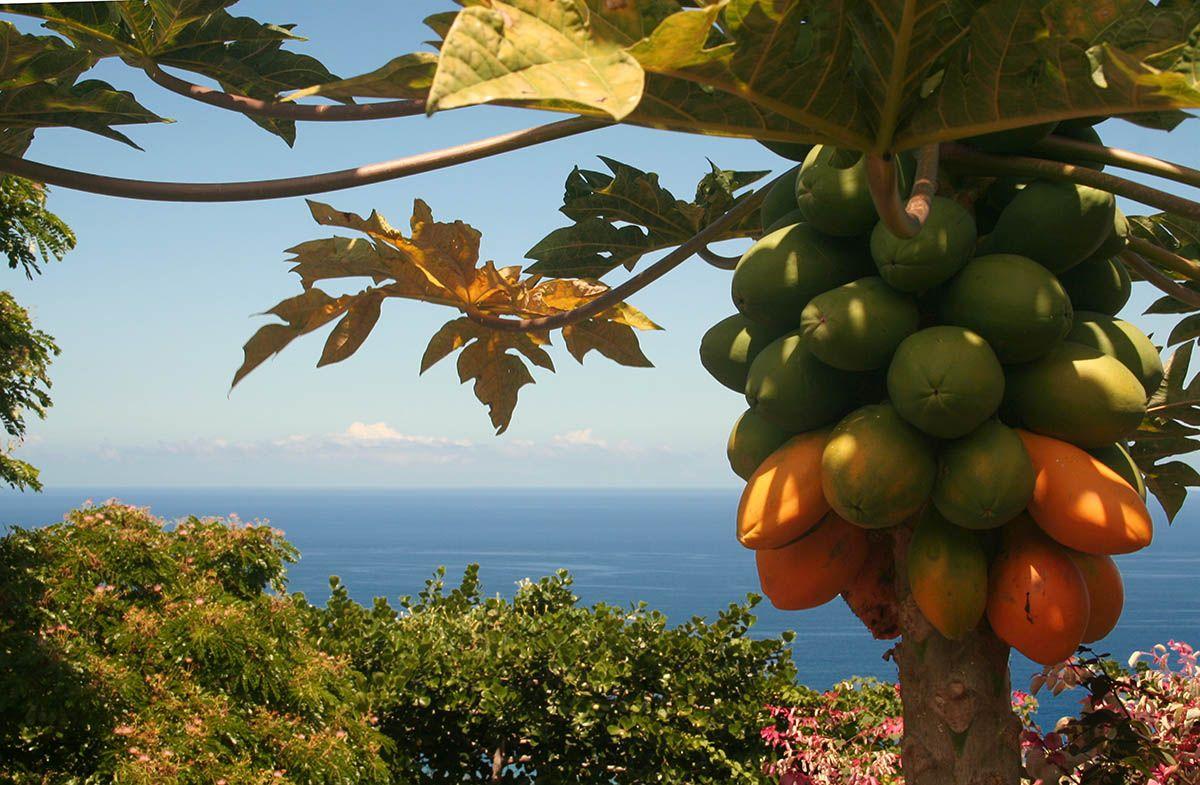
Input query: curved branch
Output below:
<box><xmin>1128</xmin><ymin>236</ymin><xmax>1200</xmax><ymax>283</ymax></box>
<box><xmin>144</xmin><ymin>63</ymin><xmax>426</xmax><ymax>121</ymax></box>
<box><xmin>698</xmin><ymin>245</ymin><xmax>742</xmax><ymax>270</ymax></box>
<box><xmin>866</xmin><ymin>144</ymin><xmax>939</xmax><ymax>239</ymax></box>
<box><xmin>1120</xmin><ymin>251</ymin><xmax>1200</xmax><ymax>308</ymax></box>
<box><xmin>464</xmin><ymin>180</ymin><xmax>777</xmax><ymax>333</ymax></box>
<box><xmin>940</xmin><ymin>143</ymin><xmax>1200</xmax><ymax>222</ymax></box>
<box><xmin>1031</xmin><ymin>135</ymin><xmax>1200</xmax><ymax>191</ymax></box>
<box><xmin>0</xmin><ymin>117</ymin><xmax>608</xmax><ymax>202</ymax></box>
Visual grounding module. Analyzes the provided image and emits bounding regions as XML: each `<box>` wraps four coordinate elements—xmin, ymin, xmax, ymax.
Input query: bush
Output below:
<box><xmin>0</xmin><ymin>503</ymin><xmax>797</xmax><ymax>783</ymax></box>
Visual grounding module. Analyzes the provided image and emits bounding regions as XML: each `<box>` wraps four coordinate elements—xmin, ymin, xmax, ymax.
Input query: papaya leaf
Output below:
<box><xmin>239</xmin><ymin>198</ymin><xmax>659</xmax><ymax>433</ymax></box>
<box><xmin>285</xmin><ymin>52</ymin><xmax>437</xmax><ymax>102</ymax></box>
<box><xmin>1142</xmin><ymin>460</ymin><xmax>1200</xmax><ymax>523</ymax></box>
<box><xmin>526</xmin><ymin>157</ymin><xmax>761</xmax><ymax>278</ymax></box>
<box><xmin>562</xmin><ymin>319</ymin><xmax>653</xmax><ymax>367</ymax></box>
<box><xmin>1168</xmin><ymin>315</ymin><xmax>1200</xmax><ymax>348</ymax></box>
<box><xmin>1129</xmin><ymin>214</ymin><xmax>1200</xmax><ymax>260</ymax></box>
<box><xmin>428</xmin><ymin>0</ymin><xmax>645</xmax><ymax>121</ymax></box>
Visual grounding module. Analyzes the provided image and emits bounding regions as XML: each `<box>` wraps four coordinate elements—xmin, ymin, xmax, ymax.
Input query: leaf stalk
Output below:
<box><xmin>1128</xmin><ymin>237</ymin><xmax>1200</xmax><ymax>283</ymax></box>
<box><xmin>1120</xmin><ymin>251</ymin><xmax>1200</xmax><ymax>308</ymax></box>
<box><xmin>866</xmin><ymin>144</ymin><xmax>938</xmax><ymax>239</ymax></box>
<box><xmin>1031</xmin><ymin>135</ymin><xmax>1200</xmax><ymax>192</ymax></box>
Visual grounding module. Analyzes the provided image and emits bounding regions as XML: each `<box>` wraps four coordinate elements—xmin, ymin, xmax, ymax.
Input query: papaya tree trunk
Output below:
<box><xmin>892</xmin><ymin>526</ymin><xmax>1023</xmax><ymax>785</ymax></box>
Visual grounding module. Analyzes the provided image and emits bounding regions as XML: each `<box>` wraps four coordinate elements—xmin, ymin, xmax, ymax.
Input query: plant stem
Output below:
<box><xmin>1120</xmin><ymin>251</ymin><xmax>1200</xmax><ymax>308</ymax></box>
<box><xmin>940</xmin><ymin>143</ymin><xmax>1200</xmax><ymax>222</ymax></box>
<box><xmin>867</xmin><ymin>144</ymin><xmax>938</xmax><ymax>239</ymax></box>
<box><xmin>0</xmin><ymin>117</ymin><xmax>607</xmax><ymax>202</ymax></box>
<box><xmin>1128</xmin><ymin>237</ymin><xmax>1200</xmax><ymax>283</ymax></box>
<box><xmin>1031</xmin><ymin>135</ymin><xmax>1200</xmax><ymax>191</ymax></box>
<box><xmin>143</xmin><ymin>63</ymin><xmax>427</xmax><ymax>121</ymax></box>
<box><xmin>463</xmin><ymin>179</ymin><xmax>776</xmax><ymax>333</ymax></box>
<box><xmin>697</xmin><ymin>245</ymin><xmax>742</xmax><ymax>270</ymax></box>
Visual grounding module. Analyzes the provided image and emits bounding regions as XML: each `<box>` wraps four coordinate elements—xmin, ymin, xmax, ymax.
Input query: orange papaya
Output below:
<box><xmin>1067</xmin><ymin>551</ymin><xmax>1124</xmax><ymax>643</ymax></box>
<box><xmin>987</xmin><ymin>519</ymin><xmax>1091</xmax><ymax>665</ymax></box>
<box><xmin>841</xmin><ymin>534</ymin><xmax>900</xmax><ymax>639</ymax></box>
<box><xmin>907</xmin><ymin>508</ymin><xmax>988</xmax><ymax>640</ymax></box>
<box><xmin>1018</xmin><ymin>430</ymin><xmax>1153</xmax><ymax>555</ymax></box>
<box><xmin>756</xmin><ymin>513</ymin><xmax>870</xmax><ymax>611</ymax></box>
<box><xmin>737</xmin><ymin>430</ymin><xmax>831</xmax><ymax>549</ymax></box>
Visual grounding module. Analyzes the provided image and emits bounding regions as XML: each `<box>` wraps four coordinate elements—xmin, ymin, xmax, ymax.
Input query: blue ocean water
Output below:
<box><xmin>4</xmin><ymin>487</ymin><xmax>1199</xmax><ymax>724</ymax></box>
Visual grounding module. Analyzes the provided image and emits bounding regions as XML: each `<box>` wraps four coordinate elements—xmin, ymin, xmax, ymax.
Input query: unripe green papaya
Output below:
<box><xmin>1087</xmin><ymin>441</ymin><xmax>1147</xmax><ymax>500</ymax></box>
<box><xmin>799</xmin><ymin>277</ymin><xmax>919</xmax><ymax>371</ymax></box>
<box><xmin>1004</xmin><ymin>341</ymin><xmax>1148</xmax><ymax>448</ymax></box>
<box><xmin>765</xmin><ymin>208</ymin><xmax>805</xmax><ymax>234</ymax></box>
<box><xmin>744</xmin><ymin>331</ymin><xmax>867</xmax><ymax>432</ymax></box>
<box><xmin>1047</xmin><ymin>122</ymin><xmax>1105</xmax><ymax>171</ymax></box>
<box><xmin>964</xmin><ymin>122</ymin><xmax>1058</xmax><ymax>153</ymax></box>
<box><xmin>821</xmin><ymin>403</ymin><xmax>937</xmax><ymax>528</ymax></box>
<box><xmin>1058</xmin><ymin>254</ymin><xmax>1131</xmax><ymax>316</ymax></box>
<box><xmin>1090</xmin><ymin>209</ymin><xmax>1130</xmax><ymax>261</ymax></box>
<box><xmin>870</xmin><ymin>196</ymin><xmax>977</xmax><ymax>292</ymax></box>
<box><xmin>732</xmin><ymin>223</ymin><xmax>872</xmax><ymax>329</ymax></box>
<box><xmin>1066</xmin><ymin>311</ymin><xmax>1163</xmax><ymax>395</ymax></box>
<box><xmin>699</xmin><ymin>314</ymin><xmax>788</xmax><ymax>393</ymax></box>
<box><xmin>727</xmin><ymin>409</ymin><xmax>794</xmax><ymax>481</ymax></box>
<box><xmin>940</xmin><ymin>254</ymin><xmax>1073</xmax><ymax>363</ymax></box>
<box><xmin>934</xmin><ymin>421</ymin><xmax>1034</xmax><ymax>530</ymax></box>
<box><xmin>759</xmin><ymin>140</ymin><xmax>814</xmax><ymax>162</ymax></box>
<box><xmin>760</xmin><ymin>166</ymin><xmax>800</xmax><ymax>230</ymax></box>
<box><xmin>796</xmin><ymin>146</ymin><xmax>912</xmax><ymax>237</ymax></box>
<box><xmin>887</xmin><ymin>326</ymin><xmax>1005</xmax><ymax>438</ymax></box>
<box><xmin>988</xmin><ymin>181</ymin><xmax>1116</xmax><ymax>272</ymax></box>
<box><xmin>907</xmin><ymin>508</ymin><xmax>989</xmax><ymax>640</ymax></box>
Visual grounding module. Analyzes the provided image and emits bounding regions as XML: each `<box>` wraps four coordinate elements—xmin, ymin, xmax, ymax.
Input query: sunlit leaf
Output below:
<box><xmin>318</xmin><ymin>292</ymin><xmax>384</xmax><ymax>367</ymax></box>
<box><xmin>286</xmin><ymin>52</ymin><xmax>437</xmax><ymax>102</ymax></box>
<box><xmin>563</xmin><ymin>319</ymin><xmax>653</xmax><ymax>367</ymax></box>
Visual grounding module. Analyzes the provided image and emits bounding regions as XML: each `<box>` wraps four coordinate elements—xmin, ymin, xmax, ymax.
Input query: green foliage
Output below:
<box><xmin>0</xmin><ymin>291</ymin><xmax>56</xmax><ymax>491</ymax></box>
<box><xmin>0</xmin><ymin>504</ymin><xmax>799</xmax><ymax>783</ymax></box>
<box><xmin>0</xmin><ymin>176</ymin><xmax>74</xmax><ymax>278</ymax></box>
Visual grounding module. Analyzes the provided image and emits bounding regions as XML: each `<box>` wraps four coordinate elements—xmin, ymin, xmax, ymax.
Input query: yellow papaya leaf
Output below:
<box><xmin>562</xmin><ymin>319</ymin><xmax>653</xmax><ymax>367</ymax></box>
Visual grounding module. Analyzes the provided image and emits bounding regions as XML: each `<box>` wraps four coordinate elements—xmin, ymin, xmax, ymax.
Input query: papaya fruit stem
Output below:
<box><xmin>867</xmin><ymin>144</ymin><xmax>939</xmax><ymax>239</ymax></box>
<box><xmin>1128</xmin><ymin>237</ymin><xmax>1200</xmax><ymax>283</ymax></box>
<box><xmin>1120</xmin><ymin>251</ymin><xmax>1200</xmax><ymax>308</ymax></box>
<box><xmin>940</xmin><ymin>143</ymin><xmax>1200</xmax><ymax>222</ymax></box>
<box><xmin>697</xmin><ymin>245</ymin><xmax>743</xmax><ymax>270</ymax></box>
<box><xmin>1031</xmin><ymin>134</ymin><xmax>1200</xmax><ymax>191</ymax></box>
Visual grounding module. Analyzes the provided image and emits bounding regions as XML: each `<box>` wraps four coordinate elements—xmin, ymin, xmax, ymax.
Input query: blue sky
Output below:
<box><xmin>3</xmin><ymin>1</ymin><xmax>1200</xmax><ymax>489</ymax></box>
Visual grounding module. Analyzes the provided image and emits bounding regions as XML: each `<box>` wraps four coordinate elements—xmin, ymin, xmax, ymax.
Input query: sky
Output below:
<box><xmin>3</xmin><ymin>1</ymin><xmax>1200</xmax><ymax>489</ymax></box>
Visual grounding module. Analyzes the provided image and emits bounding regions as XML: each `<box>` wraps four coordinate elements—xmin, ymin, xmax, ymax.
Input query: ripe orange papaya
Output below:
<box><xmin>1067</xmin><ymin>551</ymin><xmax>1124</xmax><ymax>643</ymax></box>
<box><xmin>1018</xmin><ymin>430</ymin><xmax>1153</xmax><ymax>555</ymax></box>
<box><xmin>841</xmin><ymin>534</ymin><xmax>900</xmax><ymax>639</ymax></box>
<box><xmin>738</xmin><ymin>430</ymin><xmax>830</xmax><ymax>549</ymax></box>
<box><xmin>756</xmin><ymin>512</ymin><xmax>870</xmax><ymax>610</ymax></box>
<box><xmin>986</xmin><ymin>519</ymin><xmax>1090</xmax><ymax>665</ymax></box>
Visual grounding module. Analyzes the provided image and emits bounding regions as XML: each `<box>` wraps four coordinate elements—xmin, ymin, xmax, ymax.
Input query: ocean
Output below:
<box><xmin>4</xmin><ymin>487</ymin><xmax>1198</xmax><ymax>724</ymax></box>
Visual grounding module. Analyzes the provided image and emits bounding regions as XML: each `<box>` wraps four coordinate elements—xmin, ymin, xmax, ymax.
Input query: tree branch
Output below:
<box><xmin>1120</xmin><ymin>251</ymin><xmax>1200</xmax><ymax>308</ymax></box>
<box><xmin>1031</xmin><ymin>135</ymin><xmax>1200</xmax><ymax>191</ymax></box>
<box><xmin>1127</xmin><ymin>237</ymin><xmax>1200</xmax><ymax>283</ymax></box>
<box><xmin>697</xmin><ymin>245</ymin><xmax>742</xmax><ymax>270</ymax></box>
<box><xmin>143</xmin><ymin>63</ymin><xmax>427</xmax><ymax>121</ymax></box>
<box><xmin>464</xmin><ymin>178</ymin><xmax>778</xmax><ymax>333</ymax></box>
<box><xmin>0</xmin><ymin>117</ymin><xmax>607</xmax><ymax>202</ymax></box>
<box><xmin>866</xmin><ymin>144</ymin><xmax>939</xmax><ymax>239</ymax></box>
<box><xmin>940</xmin><ymin>143</ymin><xmax>1200</xmax><ymax>222</ymax></box>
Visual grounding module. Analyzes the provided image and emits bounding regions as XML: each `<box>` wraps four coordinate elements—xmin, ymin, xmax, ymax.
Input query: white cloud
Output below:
<box><xmin>551</xmin><ymin>428</ymin><xmax>608</xmax><ymax>448</ymax></box>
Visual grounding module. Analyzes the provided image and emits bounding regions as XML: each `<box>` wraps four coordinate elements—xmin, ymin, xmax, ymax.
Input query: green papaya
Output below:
<box><xmin>759</xmin><ymin>140</ymin><xmax>814</xmax><ymax>162</ymax></box>
<box><xmin>796</xmin><ymin>146</ymin><xmax>912</xmax><ymax>237</ymax></box>
<box><xmin>760</xmin><ymin>166</ymin><xmax>801</xmax><ymax>231</ymax></box>
<box><xmin>727</xmin><ymin>409</ymin><xmax>794</xmax><ymax>481</ymax></box>
<box><xmin>887</xmin><ymin>326</ymin><xmax>1005</xmax><ymax>438</ymax></box>
<box><xmin>1058</xmin><ymin>254</ymin><xmax>1131</xmax><ymax>315</ymax></box>
<box><xmin>732</xmin><ymin>223</ymin><xmax>873</xmax><ymax>329</ymax></box>
<box><xmin>1066</xmin><ymin>311</ymin><xmax>1163</xmax><ymax>395</ymax></box>
<box><xmin>988</xmin><ymin>181</ymin><xmax>1116</xmax><ymax>272</ymax></box>
<box><xmin>699</xmin><ymin>314</ymin><xmax>788</xmax><ymax>393</ymax></box>
<box><xmin>1046</xmin><ymin>122</ymin><xmax>1105</xmax><ymax>171</ymax></box>
<box><xmin>939</xmin><ymin>254</ymin><xmax>1073</xmax><ymax>363</ymax></box>
<box><xmin>907</xmin><ymin>508</ymin><xmax>989</xmax><ymax>640</ymax></box>
<box><xmin>1087</xmin><ymin>441</ymin><xmax>1147</xmax><ymax>500</ymax></box>
<box><xmin>799</xmin><ymin>277</ymin><xmax>920</xmax><ymax>371</ymax></box>
<box><xmin>1090</xmin><ymin>209</ymin><xmax>1130</xmax><ymax>262</ymax></box>
<box><xmin>974</xmin><ymin>178</ymin><xmax>1025</xmax><ymax>235</ymax></box>
<box><xmin>821</xmin><ymin>403</ymin><xmax>937</xmax><ymax>528</ymax></box>
<box><xmin>964</xmin><ymin>122</ymin><xmax>1058</xmax><ymax>153</ymax></box>
<box><xmin>870</xmin><ymin>196</ymin><xmax>978</xmax><ymax>292</ymax></box>
<box><xmin>1004</xmin><ymin>341</ymin><xmax>1148</xmax><ymax>448</ymax></box>
<box><xmin>765</xmin><ymin>208</ymin><xmax>806</xmax><ymax>234</ymax></box>
<box><xmin>744</xmin><ymin>331</ymin><xmax>866</xmax><ymax>431</ymax></box>
<box><xmin>934</xmin><ymin>421</ymin><xmax>1035</xmax><ymax>530</ymax></box>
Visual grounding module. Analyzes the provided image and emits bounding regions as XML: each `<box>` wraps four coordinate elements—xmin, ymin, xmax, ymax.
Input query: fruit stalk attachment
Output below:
<box><xmin>866</xmin><ymin>144</ymin><xmax>939</xmax><ymax>239</ymax></box>
<box><xmin>697</xmin><ymin>246</ymin><xmax>742</xmax><ymax>270</ymax></box>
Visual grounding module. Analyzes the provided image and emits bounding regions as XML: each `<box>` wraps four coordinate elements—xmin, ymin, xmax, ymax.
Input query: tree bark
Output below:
<box><xmin>892</xmin><ymin>526</ymin><xmax>1023</xmax><ymax>785</ymax></box>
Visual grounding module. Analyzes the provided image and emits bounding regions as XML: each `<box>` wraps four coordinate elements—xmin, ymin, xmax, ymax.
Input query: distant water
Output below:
<box><xmin>4</xmin><ymin>487</ymin><xmax>1199</xmax><ymax>725</ymax></box>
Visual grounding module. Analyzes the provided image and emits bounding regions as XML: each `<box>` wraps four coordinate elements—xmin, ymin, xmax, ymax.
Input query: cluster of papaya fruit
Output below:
<box><xmin>701</xmin><ymin>122</ymin><xmax>1157</xmax><ymax>665</ymax></box>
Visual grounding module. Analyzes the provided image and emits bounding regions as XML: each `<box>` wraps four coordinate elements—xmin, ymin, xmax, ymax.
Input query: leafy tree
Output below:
<box><xmin>0</xmin><ymin>291</ymin><xmax>58</xmax><ymax>491</ymax></box>
<box><xmin>2</xmin><ymin>2</ymin><xmax>1200</xmax><ymax>782</ymax></box>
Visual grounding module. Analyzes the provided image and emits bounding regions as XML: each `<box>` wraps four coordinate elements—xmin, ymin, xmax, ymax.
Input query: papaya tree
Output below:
<box><xmin>4</xmin><ymin>2</ymin><xmax>1200</xmax><ymax>783</ymax></box>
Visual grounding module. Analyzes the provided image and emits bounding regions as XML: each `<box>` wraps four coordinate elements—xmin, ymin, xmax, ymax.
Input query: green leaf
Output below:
<box><xmin>1168</xmin><ymin>314</ymin><xmax>1200</xmax><ymax>347</ymax></box>
<box><xmin>1142</xmin><ymin>460</ymin><xmax>1200</xmax><ymax>522</ymax></box>
<box><xmin>286</xmin><ymin>53</ymin><xmax>436</xmax><ymax>102</ymax></box>
<box><xmin>428</xmin><ymin>0</ymin><xmax>645</xmax><ymax>121</ymax></box>
<box><xmin>0</xmin><ymin>77</ymin><xmax>165</xmax><ymax>151</ymax></box>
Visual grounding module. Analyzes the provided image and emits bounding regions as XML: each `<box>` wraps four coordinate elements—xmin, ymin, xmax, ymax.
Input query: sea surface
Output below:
<box><xmin>4</xmin><ymin>487</ymin><xmax>1199</xmax><ymax>725</ymax></box>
